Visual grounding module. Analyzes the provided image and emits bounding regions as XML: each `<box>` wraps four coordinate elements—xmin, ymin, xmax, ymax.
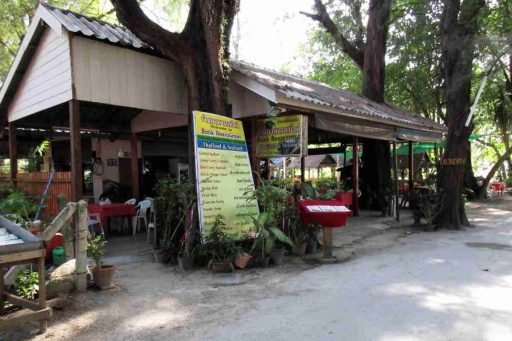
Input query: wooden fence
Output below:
<box><xmin>0</xmin><ymin>172</ymin><xmax>72</xmax><ymax>217</ymax></box>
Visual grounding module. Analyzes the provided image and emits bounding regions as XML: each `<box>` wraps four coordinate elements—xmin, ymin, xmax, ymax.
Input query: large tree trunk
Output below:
<box><xmin>436</xmin><ymin>0</ymin><xmax>484</xmax><ymax>229</ymax></box>
<box><xmin>111</xmin><ymin>0</ymin><xmax>239</xmax><ymax>241</ymax></box>
<box><xmin>303</xmin><ymin>0</ymin><xmax>392</xmax><ymax>211</ymax></box>
<box><xmin>360</xmin><ymin>0</ymin><xmax>392</xmax><ymax>211</ymax></box>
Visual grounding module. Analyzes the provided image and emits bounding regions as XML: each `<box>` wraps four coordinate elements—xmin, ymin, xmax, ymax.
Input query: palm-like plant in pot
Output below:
<box><xmin>204</xmin><ymin>215</ymin><xmax>240</xmax><ymax>272</ymax></box>
<box><xmin>87</xmin><ymin>236</ymin><xmax>115</xmax><ymax>289</ymax></box>
<box><xmin>250</xmin><ymin>212</ymin><xmax>294</xmax><ymax>266</ymax></box>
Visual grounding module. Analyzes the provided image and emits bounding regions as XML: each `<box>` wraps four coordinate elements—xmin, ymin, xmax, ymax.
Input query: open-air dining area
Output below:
<box><xmin>1</xmin><ymin>1</ymin><xmax>512</xmax><ymax>340</ymax></box>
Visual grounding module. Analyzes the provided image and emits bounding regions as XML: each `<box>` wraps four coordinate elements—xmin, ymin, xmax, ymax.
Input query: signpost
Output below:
<box><xmin>256</xmin><ymin>115</ymin><xmax>307</xmax><ymax>158</ymax></box>
<box><xmin>193</xmin><ymin>111</ymin><xmax>259</xmax><ymax>238</ymax></box>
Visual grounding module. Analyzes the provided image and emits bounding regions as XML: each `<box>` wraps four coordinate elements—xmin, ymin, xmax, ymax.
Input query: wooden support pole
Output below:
<box><xmin>393</xmin><ymin>142</ymin><xmax>400</xmax><ymax>222</ymax></box>
<box><xmin>0</xmin><ymin>263</ymin><xmax>4</xmax><ymax>315</ymax></box>
<box><xmin>8</xmin><ymin>122</ymin><xmax>17</xmax><ymax>187</ymax></box>
<box><xmin>300</xmin><ymin>156</ymin><xmax>306</xmax><ymax>183</ymax></box>
<box><xmin>250</xmin><ymin>118</ymin><xmax>261</xmax><ymax>187</ymax></box>
<box><xmin>130</xmin><ymin>133</ymin><xmax>139</xmax><ymax>199</ymax></box>
<box><xmin>69</xmin><ymin>100</ymin><xmax>83</xmax><ymax>201</ymax></box>
<box><xmin>75</xmin><ymin>200</ymin><xmax>88</xmax><ymax>291</ymax></box>
<box><xmin>37</xmin><ymin>256</ymin><xmax>47</xmax><ymax>333</ymax></box>
<box><xmin>323</xmin><ymin>228</ymin><xmax>333</xmax><ymax>258</ymax></box>
<box><xmin>58</xmin><ymin>195</ymin><xmax>74</xmax><ymax>260</ymax></box>
<box><xmin>352</xmin><ymin>137</ymin><xmax>360</xmax><ymax>217</ymax></box>
<box><xmin>408</xmin><ymin>141</ymin><xmax>414</xmax><ymax>192</ymax></box>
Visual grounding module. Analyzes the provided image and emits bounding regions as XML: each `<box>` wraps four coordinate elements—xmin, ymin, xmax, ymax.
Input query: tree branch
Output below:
<box><xmin>301</xmin><ymin>0</ymin><xmax>364</xmax><ymax>69</ymax></box>
<box><xmin>110</xmin><ymin>0</ymin><xmax>185</xmax><ymax>62</ymax></box>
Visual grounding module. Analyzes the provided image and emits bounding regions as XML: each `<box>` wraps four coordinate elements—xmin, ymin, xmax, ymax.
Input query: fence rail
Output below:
<box><xmin>0</xmin><ymin>172</ymin><xmax>72</xmax><ymax>217</ymax></box>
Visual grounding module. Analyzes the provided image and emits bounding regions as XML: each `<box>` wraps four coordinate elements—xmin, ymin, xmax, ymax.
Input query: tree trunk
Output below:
<box><xmin>304</xmin><ymin>0</ymin><xmax>392</xmax><ymax>210</ymax></box>
<box><xmin>360</xmin><ymin>0</ymin><xmax>392</xmax><ymax>210</ymax></box>
<box><xmin>436</xmin><ymin>0</ymin><xmax>484</xmax><ymax>229</ymax></box>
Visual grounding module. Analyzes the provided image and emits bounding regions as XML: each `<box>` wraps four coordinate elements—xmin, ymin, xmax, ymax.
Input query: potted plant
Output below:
<box><xmin>250</xmin><ymin>212</ymin><xmax>294</xmax><ymax>266</ymax></box>
<box><xmin>87</xmin><ymin>235</ymin><xmax>115</xmax><ymax>289</ymax></box>
<box><xmin>203</xmin><ymin>215</ymin><xmax>239</xmax><ymax>273</ymax></box>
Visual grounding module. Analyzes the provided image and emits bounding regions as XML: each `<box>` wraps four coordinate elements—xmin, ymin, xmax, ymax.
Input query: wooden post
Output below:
<box><xmin>300</xmin><ymin>156</ymin><xmax>306</xmax><ymax>183</ymax></box>
<box><xmin>58</xmin><ymin>195</ymin><xmax>74</xmax><ymax>260</ymax></box>
<box><xmin>250</xmin><ymin>118</ymin><xmax>261</xmax><ymax>187</ymax></box>
<box><xmin>393</xmin><ymin>142</ymin><xmax>400</xmax><ymax>222</ymax></box>
<box><xmin>0</xmin><ymin>263</ymin><xmax>4</xmax><ymax>315</ymax></box>
<box><xmin>37</xmin><ymin>256</ymin><xmax>47</xmax><ymax>333</ymax></box>
<box><xmin>352</xmin><ymin>137</ymin><xmax>360</xmax><ymax>216</ymax></box>
<box><xmin>8</xmin><ymin>122</ymin><xmax>17</xmax><ymax>187</ymax></box>
<box><xmin>75</xmin><ymin>200</ymin><xmax>88</xmax><ymax>291</ymax></box>
<box><xmin>130</xmin><ymin>133</ymin><xmax>139</xmax><ymax>199</ymax></box>
<box><xmin>323</xmin><ymin>228</ymin><xmax>333</xmax><ymax>258</ymax></box>
<box><xmin>69</xmin><ymin>100</ymin><xmax>83</xmax><ymax>201</ymax></box>
<box><xmin>408</xmin><ymin>141</ymin><xmax>414</xmax><ymax>192</ymax></box>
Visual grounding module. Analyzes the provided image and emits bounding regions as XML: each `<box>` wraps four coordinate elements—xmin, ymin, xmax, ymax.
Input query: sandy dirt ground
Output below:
<box><xmin>2</xmin><ymin>197</ymin><xmax>512</xmax><ymax>341</ymax></box>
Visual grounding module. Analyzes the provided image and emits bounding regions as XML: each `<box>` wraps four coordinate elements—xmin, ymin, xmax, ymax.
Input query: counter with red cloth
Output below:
<box><xmin>298</xmin><ymin>200</ymin><xmax>351</xmax><ymax>259</ymax></box>
<box><xmin>88</xmin><ymin>203</ymin><xmax>136</xmax><ymax>227</ymax></box>
<box><xmin>299</xmin><ymin>200</ymin><xmax>351</xmax><ymax>228</ymax></box>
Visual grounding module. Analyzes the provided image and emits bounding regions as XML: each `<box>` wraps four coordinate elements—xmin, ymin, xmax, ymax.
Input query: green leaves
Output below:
<box><xmin>14</xmin><ymin>269</ymin><xmax>39</xmax><ymax>300</ymax></box>
<box><xmin>87</xmin><ymin>235</ymin><xmax>108</xmax><ymax>269</ymax></box>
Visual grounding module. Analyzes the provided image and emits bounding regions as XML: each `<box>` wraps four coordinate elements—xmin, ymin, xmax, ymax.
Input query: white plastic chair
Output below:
<box><xmin>88</xmin><ymin>213</ymin><xmax>105</xmax><ymax>238</ymax></box>
<box><xmin>133</xmin><ymin>199</ymin><xmax>152</xmax><ymax>235</ymax></box>
<box><xmin>125</xmin><ymin>198</ymin><xmax>137</xmax><ymax>205</ymax></box>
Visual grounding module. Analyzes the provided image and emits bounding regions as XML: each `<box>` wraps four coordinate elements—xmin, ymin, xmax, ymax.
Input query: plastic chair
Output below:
<box><xmin>125</xmin><ymin>198</ymin><xmax>137</xmax><ymax>205</ymax></box>
<box><xmin>133</xmin><ymin>199</ymin><xmax>152</xmax><ymax>235</ymax></box>
<box><xmin>88</xmin><ymin>213</ymin><xmax>105</xmax><ymax>238</ymax></box>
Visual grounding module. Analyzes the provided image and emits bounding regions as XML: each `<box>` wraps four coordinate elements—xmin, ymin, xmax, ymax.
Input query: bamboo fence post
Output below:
<box><xmin>75</xmin><ymin>200</ymin><xmax>88</xmax><ymax>291</ymax></box>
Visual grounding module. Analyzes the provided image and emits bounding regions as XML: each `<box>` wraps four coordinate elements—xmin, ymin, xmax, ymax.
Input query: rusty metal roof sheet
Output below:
<box><xmin>229</xmin><ymin>60</ymin><xmax>446</xmax><ymax>133</ymax></box>
<box><xmin>41</xmin><ymin>3</ymin><xmax>151</xmax><ymax>50</ymax></box>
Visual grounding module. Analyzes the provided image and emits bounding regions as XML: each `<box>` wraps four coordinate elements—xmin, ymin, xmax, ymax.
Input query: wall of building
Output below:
<box><xmin>8</xmin><ymin>28</ymin><xmax>72</xmax><ymax>122</ymax></box>
<box><xmin>91</xmin><ymin>138</ymin><xmax>141</xmax><ymax>201</ymax></box>
<box><xmin>71</xmin><ymin>36</ymin><xmax>188</xmax><ymax>115</ymax></box>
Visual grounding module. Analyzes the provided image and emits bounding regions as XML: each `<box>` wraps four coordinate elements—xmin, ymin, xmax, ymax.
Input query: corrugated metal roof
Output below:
<box><xmin>229</xmin><ymin>60</ymin><xmax>446</xmax><ymax>133</ymax></box>
<box><xmin>41</xmin><ymin>3</ymin><xmax>151</xmax><ymax>50</ymax></box>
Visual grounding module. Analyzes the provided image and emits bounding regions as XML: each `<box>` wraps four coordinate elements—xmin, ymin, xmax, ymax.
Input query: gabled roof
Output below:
<box><xmin>229</xmin><ymin>60</ymin><xmax>446</xmax><ymax>134</ymax></box>
<box><xmin>288</xmin><ymin>154</ymin><xmax>337</xmax><ymax>169</ymax></box>
<box><xmin>40</xmin><ymin>4</ymin><xmax>151</xmax><ymax>50</ymax></box>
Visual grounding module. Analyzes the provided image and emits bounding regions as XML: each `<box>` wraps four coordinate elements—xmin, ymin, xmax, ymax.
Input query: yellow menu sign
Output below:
<box><xmin>256</xmin><ymin>115</ymin><xmax>306</xmax><ymax>158</ymax></box>
<box><xmin>193</xmin><ymin>111</ymin><xmax>259</xmax><ymax>238</ymax></box>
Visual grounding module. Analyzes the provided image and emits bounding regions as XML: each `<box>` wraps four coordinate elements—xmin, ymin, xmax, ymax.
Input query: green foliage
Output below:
<box><xmin>14</xmin><ymin>269</ymin><xmax>39</xmax><ymax>300</ymax></box>
<box><xmin>302</xmin><ymin>182</ymin><xmax>336</xmax><ymax>200</ymax></box>
<box><xmin>250</xmin><ymin>211</ymin><xmax>293</xmax><ymax>258</ymax></box>
<box><xmin>154</xmin><ymin>178</ymin><xmax>195</xmax><ymax>250</ymax></box>
<box><xmin>199</xmin><ymin>214</ymin><xmax>240</xmax><ymax>267</ymax></box>
<box><xmin>245</xmin><ymin>173</ymin><xmax>288</xmax><ymax>225</ymax></box>
<box><xmin>0</xmin><ymin>1</ymin><xmax>115</xmax><ymax>82</ymax></box>
<box><xmin>87</xmin><ymin>235</ymin><xmax>108</xmax><ymax>269</ymax></box>
<box><xmin>0</xmin><ymin>190</ymin><xmax>39</xmax><ymax>227</ymax></box>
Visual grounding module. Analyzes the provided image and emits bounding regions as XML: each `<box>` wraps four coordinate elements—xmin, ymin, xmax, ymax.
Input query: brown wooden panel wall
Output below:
<box><xmin>0</xmin><ymin>172</ymin><xmax>72</xmax><ymax>218</ymax></box>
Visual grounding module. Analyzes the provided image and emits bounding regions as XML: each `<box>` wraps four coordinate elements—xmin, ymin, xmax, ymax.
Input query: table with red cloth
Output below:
<box><xmin>335</xmin><ymin>192</ymin><xmax>353</xmax><ymax>208</ymax></box>
<box><xmin>88</xmin><ymin>203</ymin><xmax>137</xmax><ymax>228</ymax></box>
<box><xmin>298</xmin><ymin>200</ymin><xmax>351</xmax><ymax>258</ymax></box>
<box><xmin>490</xmin><ymin>182</ymin><xmax>505</xmax><ymax>196</ymax></box>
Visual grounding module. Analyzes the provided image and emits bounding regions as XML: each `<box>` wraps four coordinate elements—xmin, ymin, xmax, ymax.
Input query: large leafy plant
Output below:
<box><xmin>0</xmin><ymin>191</ymin><xmax>39</xmax><ymax>227</ymax></box>
<box><xmin>250</xmin><ymin>212</ymin><xmax>294</xmax><ymax>258</ymax></box>
<box><xmin>14</xmin><ymin>269</ymin><xmax>39</xmax><ymax>300</ymax></box>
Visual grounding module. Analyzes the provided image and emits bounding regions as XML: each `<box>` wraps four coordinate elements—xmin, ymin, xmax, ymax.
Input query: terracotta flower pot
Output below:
<box><xmin>234</xmin><ymin>252</ymin><xmax>252</xmax><ymax>269</ymax></box>
<box><xmin>178</xmin><ymin>256</ymin><xmax>194</xmax><ymax>271</ymax></box>
<box><xmin>91</xmin><ymin>265</ymin><xmax>115</xmax><ymax>289</ymax></box>
<box><xmin>209</xmin><ymin>260</ymin><xmax>232</xmax><ymax>273</ymax></box>
<box><xmin>292</xmin><ymin>242</ymin><xmax>307</xmax><ymax>256</ymax></box>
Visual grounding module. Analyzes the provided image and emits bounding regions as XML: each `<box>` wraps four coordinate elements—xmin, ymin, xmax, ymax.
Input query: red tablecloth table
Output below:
<box><xmin>298</xmin><ymin>200</ymin><xmax>351</xmax><ymax>258</ymax></box>
<box><xmin>88</xmin><ymin>203</ymin><xmax>137</xmax><ymax>227</ymax></box>
<box><xmin>335</xmin><ymin>192</ymin><xmax>353</xmax><ymax>207</ymax></box>
<box><xmin>490</xmin><ymin>182</ymin><xmax>505</xmax><ymax>196</ymax></box>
